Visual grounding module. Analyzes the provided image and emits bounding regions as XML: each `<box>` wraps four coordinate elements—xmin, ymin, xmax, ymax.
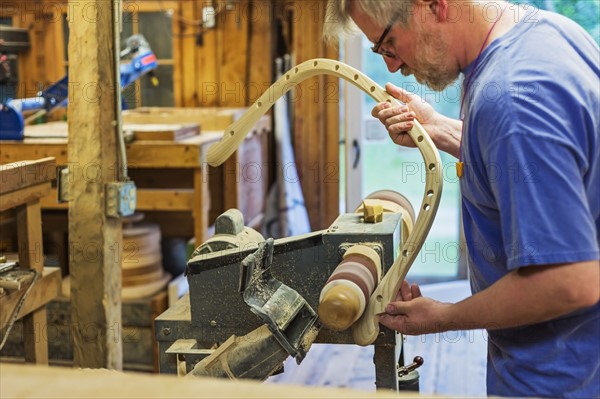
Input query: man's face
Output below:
<box><xmin>402</xmin><ymin>22</ymin><xmax>458</xmax><ymax>91</ymax></box>
<box><xmin>351</xmin><ymin>5</ymin><xmax>459</xmax><ymax>91</ymax></box>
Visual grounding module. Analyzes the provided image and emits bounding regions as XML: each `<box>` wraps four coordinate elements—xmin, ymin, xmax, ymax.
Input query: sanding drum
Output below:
<box><xmin>318</xmin><ymin>245</ymin><xmax>382</xmax><ymax>331</ymax></box>
<box><xmin>318</xmin><ymin>190</ymin><xmax>415</xmax><ymax>332</ymax></box>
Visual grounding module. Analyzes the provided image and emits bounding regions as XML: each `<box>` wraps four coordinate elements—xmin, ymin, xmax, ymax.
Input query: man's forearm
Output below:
<box><xmin>432</xmin><ymin>116</ymin><xmax>462</xmax><ymax>158</ymax></box>
<box><xmin>444</xmin><ymin>261</ymin><xmax>600</xmax><ymax>331</ymax></box>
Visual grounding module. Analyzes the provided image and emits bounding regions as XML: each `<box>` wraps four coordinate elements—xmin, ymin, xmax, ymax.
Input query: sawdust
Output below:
<box><xmin>300</xmin><ymin>325</ymin><xmax>319</xmax><ymax>353</ymax></box>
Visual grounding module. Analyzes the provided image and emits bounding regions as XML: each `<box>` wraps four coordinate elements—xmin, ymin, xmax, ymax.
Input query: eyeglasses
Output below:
<box><xmin>370</xmin><ymin>12</ymin><xmax>400</xmax><ymax>59</ymax></box>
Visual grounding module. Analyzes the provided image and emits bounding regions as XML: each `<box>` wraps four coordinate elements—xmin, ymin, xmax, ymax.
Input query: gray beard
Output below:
<box><xmin>400</xmin><ymin>30</ymin><xmax>459</xmax><ymax>91</ymax></box>
<box><xmin>401</xmin><ymin>65</ymin><xmax>458</xmax><ymax>91</ymax></box>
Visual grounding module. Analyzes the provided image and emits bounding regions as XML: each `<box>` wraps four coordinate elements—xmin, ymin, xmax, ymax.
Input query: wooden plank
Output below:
<box><xmin>179</xmin><ymin>0</ymin><xmax>198</xmax><ymax>107</ymax></box>
<box><xmin>220</xmin><ymin>0</ymin><xmax>248</xmax><ymax>107</ymax></box>
<box><xmin>0</xmin><ymin>135</ymin><xmax>220</xmax><ymax>168</ymax></box>
<box><xmin>13</xmin><ymin>4</ymin><xmax>41</xmax><ymax>101</ymax></box>
<box><xmin>43</xmin><ymin>1</ymin><xmax>66</xmax><ymax>84</ymax></box>
<box><xmin>67</xmin><ymin>0</ymin><xmax>122</xmax><ymax>370</ymax></box>
<box><xmin>122</xmin><ymin>107</ymin><xmax>246</xmax><ymax>130</ymax></box>
<box><xmin>125</xmin><ymin>138</ymin><xmax>217</xmax><ymax>167</ymax></box>
<box><xmin>196</xmin><ymin>1</ymin><xmax>218</xmax><ymax>107</ymax></box>
<box><xmin>42</xmin><ymin>189</ymin><xmax>198</xmax><ymax>213</ymax></box>
<box><xmin>289</xmin><ymin>0</ymin><xmax>340</xmax><ymax>230</ymax></box>
<box><xmin>0</xmin><ymin>363</ymin><xmax>430</xmax><ymax>399</ymax></box>
<box><xmin>0</xmin><ymin>267</ymin><xmax>61</xmax><ymax>326</ymax></box>
<box><xmin>249</xmin><ymin>1</ymin><xmax>273</xmax><ymax>105</ymax></box>
<box><xmin>0</xmin><ymin>183</ymin><xmax>51</xmax><ymax>213</ymax></box>
<box><xmin>0</xmin><ymin>142</ymin><xmax>68</xmax><ymax>165</ymax></box>
<box><xmin>136</xmin><ymin>189</ymin><xmax>195</xmax><ymax>211</ymax></box>
<box><xmin>124</xmin><ymin>123</ymin><xmax>200</xmax><ymax>141</ymax></box>
<box><xmin>24</xmin><ymin>122</ymin><xmax>69</xmax><ymax>138</ymax></box>
<box><xmin>0</xmin><ymin>158</ymin><xmax>56</xmax><ymax>195</ymax></box>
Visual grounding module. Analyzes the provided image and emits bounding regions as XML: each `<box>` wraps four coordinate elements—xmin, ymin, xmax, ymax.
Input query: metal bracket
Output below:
<box><xmin>240</xmin><ymin>239</ymin><xmax>320</xmax><ymax>363</ymax></box>
<box><xmin>166</xmin><ymin>339</ymin><xmax>214</xmax><ymax>377</ymax></box>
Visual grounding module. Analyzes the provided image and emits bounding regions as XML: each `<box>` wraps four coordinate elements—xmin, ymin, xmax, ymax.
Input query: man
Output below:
<box><xmin>323</xmin><ymin>1</ymin><xmax>599</xmax><ymax>397</ymax></box>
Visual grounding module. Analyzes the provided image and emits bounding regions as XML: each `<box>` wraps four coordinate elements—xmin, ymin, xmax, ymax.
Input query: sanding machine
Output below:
<box><xmin>155</xmin><ymin>59</ymin><xmax>442</xmax><ymax>391</ymax></box>
<box><xmin>157</xmin><ymin>192</ymin><xmax>420</xmax><ymax>390</ymax></box>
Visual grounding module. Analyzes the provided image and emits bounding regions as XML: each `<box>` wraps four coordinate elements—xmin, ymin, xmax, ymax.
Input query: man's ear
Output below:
<box><xmin>418</xmin><ymin>0</ymin><xmax>449</xmax><ymax>22</ymax></box>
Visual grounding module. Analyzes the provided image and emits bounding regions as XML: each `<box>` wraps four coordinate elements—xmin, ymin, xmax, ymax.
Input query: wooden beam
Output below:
<box><xmin>67</xmin><ymin>0</ymin><xmax>122</xmax><ymax>370</ymax></box>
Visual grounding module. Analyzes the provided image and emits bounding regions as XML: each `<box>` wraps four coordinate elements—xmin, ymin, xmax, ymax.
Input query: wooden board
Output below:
<box><xmin>122</xmin><ymin>107</ymin><xmax>242</xmax><ymax>129</ymax></box>
<box><xmin>0</xmin><ymin>158</ymin><xmax>56</xmax><ymax>195</ymax></box>
<box><xmin>0</xmin><ymin>363</ymin><xmax>429</xmax><ymax>399</ymax></box>
<box><xmin>123</xmin><ymin>123</ymin><xmax>200</xmax><ymax>142</ymax></box>
<box><xmin>23</xmin><ymin>122</ymin><xmax>69</xmax><ymax>139</ymax></box>
<box><xmin>25</xmin><ymin>121</ymin><xmax>201</xmax><ymax>142</ymax></box>
<box><xmin>0</xmin><ymin>183</ymin><xmax>51</xmax><ymax>213</ymax></box>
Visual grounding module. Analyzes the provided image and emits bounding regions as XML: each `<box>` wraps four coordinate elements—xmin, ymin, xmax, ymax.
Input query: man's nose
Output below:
<box><xmin>384</xmin><ymin>57</ymin><xmax>402</xmax><ymax>73</ymax></box>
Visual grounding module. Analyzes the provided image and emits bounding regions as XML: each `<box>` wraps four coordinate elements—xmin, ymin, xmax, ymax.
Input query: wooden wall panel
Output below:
<box><xmin>289</xmin><ymin>0</ymin><xmax>339</xmax><ymax>230</ymax></box>
<box><xmin>179</xmin><ymin>0</ymin><xmax>273</xmax><ymax>108</ymax></box>
<box><xmin>12</xmin><ymin>0</ymin><xmax>339</xmax><ymax>232</ymax></box>
<box><xmin>9</xmin><ymin>1</ymin><xmax>66</xmax><ymax>95</ymax></box>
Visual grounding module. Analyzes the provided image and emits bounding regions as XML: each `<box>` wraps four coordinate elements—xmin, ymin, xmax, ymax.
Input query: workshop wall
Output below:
<box><xmin>6</xmin><ymin>0</ymin><xmax>339</xmax><ymax>230</ymax></box>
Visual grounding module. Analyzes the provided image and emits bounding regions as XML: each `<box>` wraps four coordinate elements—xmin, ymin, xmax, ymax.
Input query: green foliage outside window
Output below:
<box><xmin>514</xmin><ymin>0</ymin><xmax>600</xmax><ymax>43</ymax></box>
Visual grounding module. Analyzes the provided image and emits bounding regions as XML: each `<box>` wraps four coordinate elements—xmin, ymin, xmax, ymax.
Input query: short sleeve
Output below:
<box><xmin>486</xmin><ymin>131</ymin><xmax>598</xmax><ymax>269</ymax></box>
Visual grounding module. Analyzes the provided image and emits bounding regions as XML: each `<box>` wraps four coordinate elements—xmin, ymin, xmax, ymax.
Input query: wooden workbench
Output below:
<box><xmin>0</xmin><ymin>158</ymin><xmax>62</xmax><ymax>364</ymax></box>
<box><xmin>0</xmin><ymin>132</ymin><xmax>222</xmax><ymax>246</ymax></box>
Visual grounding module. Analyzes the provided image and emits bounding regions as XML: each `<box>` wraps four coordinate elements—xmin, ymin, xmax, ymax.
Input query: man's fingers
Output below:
<box><xmin>385</xmin><ymin>82</ymin><xmax>414</xmax><ymax>104</ymax></box>
<box><xmin>411</xmin><ymin>283</ymin><xmax>422</xmax><ymax>298</ymax></box>
<box><xmin>385</xmin><ymin>300</ymin><xmax>408</xmax><ymax>315</ymax></box>
<box><xmin>377</xmin><ymin>106</ymin><xmax>411</xmax><ymax>121</ymax></box>
<box><xmin>371</xmin><ymin>101</ymin><xmax>391</xmax><ymax>118</ymax></box>
<box><xmin>400</xmin><ymin>280</ymin><xmax>412</xmax><ymax>301</ymax></box>
<box><xmin>390</xmin><ymin>132</ymin><xmax>416</xmax><ymax>148</ymax></box>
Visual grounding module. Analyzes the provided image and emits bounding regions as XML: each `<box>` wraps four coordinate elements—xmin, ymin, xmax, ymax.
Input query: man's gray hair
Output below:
<box><xmin>323</xmin><ymin>0</ymin><xmax>416</xmax><ymax>44</ymax></box>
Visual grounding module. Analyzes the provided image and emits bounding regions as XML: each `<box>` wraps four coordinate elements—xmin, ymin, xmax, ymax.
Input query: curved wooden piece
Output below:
<box><xmin>206</xmin><ymin>58</ymin><xmax>443</xmax><ymax>346</ymax></box>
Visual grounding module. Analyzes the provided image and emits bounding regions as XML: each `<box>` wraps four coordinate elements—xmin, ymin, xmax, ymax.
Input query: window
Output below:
<box><xmin>62</xmin><ymin>7</ymin><xmax>175</xmax><ymax>109</ymax></box>
<box><xmin>359</xmin><ymin>47</ymin><xmax>463</xmax><ymax>283</ymax></box>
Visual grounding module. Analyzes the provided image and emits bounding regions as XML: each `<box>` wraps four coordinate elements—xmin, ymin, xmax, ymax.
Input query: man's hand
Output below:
<box><xmin>378</xmin><ymin>280</ymin><xmax>453</xmax><ymax>335</ymax></box>
<box><xmin>372</xmin><ymin>83</ymin><xmax>439</xmax><ymax>146</ymax></box>
<box><xmin>372</xmin><ymin>83</ymin><xmax>463</xmax><ymax>158</ymax></box>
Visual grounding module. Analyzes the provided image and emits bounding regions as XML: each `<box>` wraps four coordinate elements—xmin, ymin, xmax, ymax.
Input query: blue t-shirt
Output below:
<box><xmin>460</xmin><ymin>7</ymin><xmax>600</xmax><ymax>399</ymax></box>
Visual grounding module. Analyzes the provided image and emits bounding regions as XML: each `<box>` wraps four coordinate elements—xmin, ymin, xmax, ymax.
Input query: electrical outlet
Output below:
<box><xmin>106</xmin><ymin>181</ymin><xmax>137</xmax><ymax>218</ymax></box>
<box><xmin>202</xmin><ymin>6</ymin><xmax>216</xmax><ymax>29</ymax></box>
<box><xmin>57</xmin><ymin>166</ymin><xmax>71</xmax><ymax>203</ymax></box>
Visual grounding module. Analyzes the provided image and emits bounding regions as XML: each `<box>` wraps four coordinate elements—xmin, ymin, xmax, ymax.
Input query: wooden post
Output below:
<box><xmin>67</xmin><ymin>0</ymin><xmax>123</xmax><ymax>369</ymax></box>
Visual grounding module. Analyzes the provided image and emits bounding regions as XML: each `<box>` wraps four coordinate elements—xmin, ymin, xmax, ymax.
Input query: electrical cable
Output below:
<box><xmin>114</xmin><ymin>0</ymin><xmax>128</xmax><ymax>181</ymax></box>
